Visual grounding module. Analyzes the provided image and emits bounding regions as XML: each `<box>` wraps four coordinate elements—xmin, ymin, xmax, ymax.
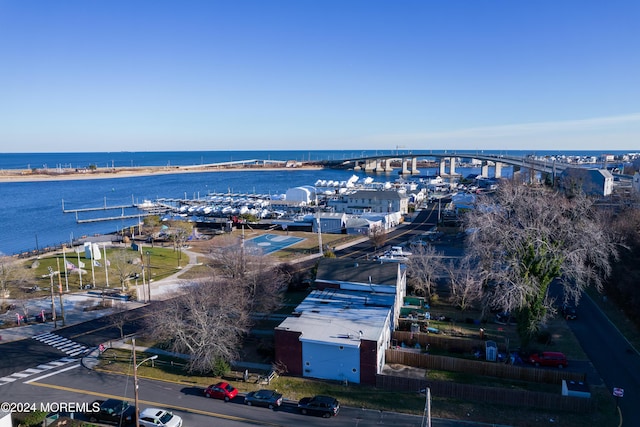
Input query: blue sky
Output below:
<box><xmin>1</xmin><ymin>0</ymin><xmax>639</xmax><ymax>152</ymax></box>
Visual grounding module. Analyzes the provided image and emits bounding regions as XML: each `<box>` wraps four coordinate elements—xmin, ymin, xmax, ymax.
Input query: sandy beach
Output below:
<box><xmin>0</xmin><ymin>164</ymin><xmax>326</xmax><ymax>183</ymax></box>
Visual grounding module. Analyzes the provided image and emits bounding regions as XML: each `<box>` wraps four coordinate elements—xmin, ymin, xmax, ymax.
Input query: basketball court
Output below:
<box><xmin>246</xmin><ymin>234</ymin><xmax>305</xmax><ymax>254</ymax></box>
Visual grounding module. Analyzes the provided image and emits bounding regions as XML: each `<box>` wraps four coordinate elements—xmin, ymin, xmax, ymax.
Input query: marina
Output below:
<box><xmin>2</xmin><ymin>150</ymin><xmax>636</xmax><ymax>257</ymax></box>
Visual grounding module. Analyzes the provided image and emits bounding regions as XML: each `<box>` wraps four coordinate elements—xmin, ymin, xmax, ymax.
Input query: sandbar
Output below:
<box><xmin>0</xmin><ymin>164</ymin><xmax>325</xmax><ymax>183</ymax></box>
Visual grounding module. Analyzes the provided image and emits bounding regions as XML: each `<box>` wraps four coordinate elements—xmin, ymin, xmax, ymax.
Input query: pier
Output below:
<box><xmin>62</xmin><ymin>197</ymin><xmax>137</xmax><ymax>213</ymax></box>
<box><xmin>76</xmin><ymin>213</ymin><xmax>154</xmax><ymax>223</ymax></box>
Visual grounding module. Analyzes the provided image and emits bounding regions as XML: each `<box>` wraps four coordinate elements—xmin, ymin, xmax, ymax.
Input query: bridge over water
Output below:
<box><xmin>317</xmin><ymin>153</ymin><xmax>631</xmax><ymax>181</ymax></box>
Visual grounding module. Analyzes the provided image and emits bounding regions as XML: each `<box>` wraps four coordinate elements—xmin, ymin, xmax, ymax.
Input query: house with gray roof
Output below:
<box><xmin>558</xmin><ymin>168</ymin><xmax>614</xmax><ymax>196</ymax></box>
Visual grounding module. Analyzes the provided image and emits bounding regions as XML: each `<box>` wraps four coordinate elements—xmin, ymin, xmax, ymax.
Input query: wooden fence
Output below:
<box><xmin>393</xmin><ymin>330</ymin><xmax>503</xmax><ymax>353</ymax></box>
<box><xmin>376</xmin><ymin>374</ymin><xmax>594</xmax><ymax>412</ymax></box>
<box><xmin>385</xmin><ymin>349</ymin><xmax>586</xmax><ymax>384</ymax></box>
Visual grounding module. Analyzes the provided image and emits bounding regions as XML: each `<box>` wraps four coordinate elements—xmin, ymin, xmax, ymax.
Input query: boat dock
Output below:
<box><xmin>62</xmin><ymin>196</ymin><xmax>172</xmax><ymax>224</ymax></box>
<box><xmin>62</xmin><ymin>197</ymin><xmax>138</xmax><ymax>213</ymax></box>
<box><xmin>76</xmin><ymin>213</ymin><xmax>155</xmax><ymax>223</ymax></box>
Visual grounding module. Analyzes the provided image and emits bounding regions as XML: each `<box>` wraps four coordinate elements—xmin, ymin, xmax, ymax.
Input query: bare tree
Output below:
<box><xmin>141</xmin><ymin>215</ymin><xmax>163</xmax><ymax>246</ymax></box>
<box><xmin>369</xmin><ymin>224</ymin><xmax>387</xmax><ymax>250</ymax></box>
<box><xmin>405</xmin><ymin>243</ymin><xmax>444</xmax><ymax>301</ymax></box>
<box><xmin>206</xmin><ymin>235</ymin><xmax>287</xmax><ymax>314</ymax></box>
<box><xmin>144</xmin><ymin>278</ymin><xmax>251</xmax><ymax>373</ymax></box>
<box><xmin>446</xmin><ymin>257</ymin><xmax>483</xmax><ymax>311</ymax></box>
<box><xmin>109</xmin><ymin>249</ymin><xmax>142</xmax><ymax>291</ymax></box>
<box><xmin>166</xmin><ymin>221</ymin><xmax>193</xmax><ymax>267</ymax></box>
<box><xmin>0</xmin><ymin>256</ymin><xmax>30</xmax><ymax>307</ymax></box>
<box><xmin>110</xmin><ymin>302</ymin><xmax>133</xmax><ymax>339</ymax></box>
<box><xmin>207</xmin><ymin>235</ymin><xmax>248</xmax><ymax>280</ymax></box>
<box><xmin>464</xmin><ymin>181</ymin><xmax>620</xmax><ymax>344</ymax></box>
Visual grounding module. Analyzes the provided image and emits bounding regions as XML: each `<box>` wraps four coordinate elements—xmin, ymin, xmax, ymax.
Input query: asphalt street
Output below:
<box><xmin>3</xmin><ymin>360</ymin><xmax>499</xmax><ymax>427</ymax></box>
<box><xmin>567</xmin><ymin>293</ymin><xmax>640</xmax><ymax>426</ymax></box>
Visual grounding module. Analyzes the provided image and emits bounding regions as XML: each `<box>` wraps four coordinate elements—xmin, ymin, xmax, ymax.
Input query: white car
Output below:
<box><xmin>139</xmin><ymin>408</ymin><xmax>183</xmax><ymax>427</ymax></box>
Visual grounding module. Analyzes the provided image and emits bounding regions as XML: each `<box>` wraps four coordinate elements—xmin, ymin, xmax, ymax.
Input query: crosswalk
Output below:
<box><xmin>32</xmin><ymin>332</ymin><xmax>89</xmax><ymax>357</ymax></box>
<box><xmin>0</xmin><ymin>357</ymin><xmax>77</xmax><ymax>386</ymax></box>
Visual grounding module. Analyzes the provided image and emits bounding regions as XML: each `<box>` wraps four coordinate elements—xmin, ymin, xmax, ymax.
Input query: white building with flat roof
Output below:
<box><xmin>275</xmin><ymin>288</ymin><xmax>394</xmax><ymax>385</ymax></box>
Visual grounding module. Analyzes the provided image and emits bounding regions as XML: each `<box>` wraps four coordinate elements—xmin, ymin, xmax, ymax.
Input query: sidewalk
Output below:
<box><xmin>82</xmin><ymin>336</ymin><xmax>272</xmax><ymax>373</ymax></box>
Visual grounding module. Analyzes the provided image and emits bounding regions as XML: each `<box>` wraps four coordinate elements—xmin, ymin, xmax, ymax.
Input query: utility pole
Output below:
<box><xmin>132</xmin><ymin>337</ymin><xmax>157</xmax><ymax>427</ymax></box>
<box><xmin>56</xmin><ymin>258</ymin><xmax>65</xmax><ymax>326</ymax></box>
<box><xmin>47</xmin><ymin>267</ymin><xmax>57</xmax><ymax>328</ymax></box>
<box><xmin>421</xmin><ymin>387</ymin><xmax>431</xmax><ymax>427</ymax></box>
<box><xmin>316</xmin><ymin>209</ymin><xmax>323</xmax><ymax>255</ymax></box>
<box><xmin>146</xmin><ymin>251</ymin><xmax>151</xmax><ymax>302</ymax></box>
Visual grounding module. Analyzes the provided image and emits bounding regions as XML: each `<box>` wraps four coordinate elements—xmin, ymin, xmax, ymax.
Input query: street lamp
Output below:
<box><xmin>132</xmin><ymin>337</ymin><xmax>158</xmax><ymax>427</ymax></box>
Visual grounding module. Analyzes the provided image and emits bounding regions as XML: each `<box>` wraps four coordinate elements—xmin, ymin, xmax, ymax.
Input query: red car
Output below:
<box><xmin>529</xmin><ymin>351</ymin><xmax>568</xmax><ymax>368</ymax></box>
<box><xmin>204</xmin><ymin>382</ymin><xmax>238</xmax><ymax>402</ymax></box>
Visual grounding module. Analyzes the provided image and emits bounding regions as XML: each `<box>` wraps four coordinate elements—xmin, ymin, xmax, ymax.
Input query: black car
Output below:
<box><xmin>244</xmin><ymin>389</ymin><xmax>283</xmax><ymax>409</ymax></box>
<box><xmin>87</xmin><ymin>399</ymin><xmax>136</xmax><ymax>426</ymax></box>
<box><xmin>298</xmin><ymin>395</ymin><xmax>340</xmax><ymax>417</ymax></box>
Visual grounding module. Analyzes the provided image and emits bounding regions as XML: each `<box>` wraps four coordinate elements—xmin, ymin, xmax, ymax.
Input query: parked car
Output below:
<box><xmin>86</xmin><ymin>399</ymin><xmax>136</xmax><ymax>426</ymax></box>
<box><xmin>139</xmin><ymin>408</ymin><xmax>182</xmax><ymax>427</ymax></box>
<box><xmin>204</xmin><ymin>381</ymin><xmax>238</xmax><ymax>401</ymax></box>
<box><xmin>298</xmin><ymin>395</ymin><xmax>340</xmax><ymax>417</ymax></box>
<box><xmin>561</xmin><ymin>304</ymin><xmax>577</xmax><ymax>320</ymax></box>
<box><xmin>529</xmin><ymin>351</ymin><xmax>568</xmax><ymax>368</ymax></box>
<box><xmin>244</xmin><ymin>389</ymin><xmax>283</xmax><ymax>409</ymax></box>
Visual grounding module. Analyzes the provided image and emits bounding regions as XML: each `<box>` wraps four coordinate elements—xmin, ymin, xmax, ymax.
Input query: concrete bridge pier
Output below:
<box><xmin>480</xmin><ymin>160</ymin><xmax>503</xmax><ymax>178</ymax></box>
<box><xmin>382</xmin><ymin>158</ymin><xmax>394</xmax><ymax>173</ymax></box>
<box><xmin>481</xmin><ymin>162</ymin><xmax>489</xmax><ymax>178</ymax></box>
<box><xmin>410</xmin><ymin>157</ymin><xmax>419</xmax><ymax>174</ymax></box>
<box><xmin>402</xmin><ymin>158</ymin><xmax>411</xmax><ymax>175</ymax></box>
<box><xmin>439</xmin><ymin>157</ymin><xmax>458</xmax><ymax>176</ymax></box>
<box><xmin>495</xmin><ymin>162</ymin><xmax>502</xmax><ymax>178</ymax></box>
<box><xmin>364</xmin><ymin>159</ymin><xmax>377</xmax><ymax>172</ymax></box>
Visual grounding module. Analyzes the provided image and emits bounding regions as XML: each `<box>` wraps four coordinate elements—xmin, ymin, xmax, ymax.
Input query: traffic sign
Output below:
<box><xmin>613</xmin><ymin>387</ymin><xmax>624</xmax><ymax>397</ymax></box>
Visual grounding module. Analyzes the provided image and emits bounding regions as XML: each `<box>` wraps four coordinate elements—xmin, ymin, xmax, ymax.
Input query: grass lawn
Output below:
<box><xmin>8</xmin><ymin>245</ymin><xmax>184</xmax><ymax>301</ymax></box>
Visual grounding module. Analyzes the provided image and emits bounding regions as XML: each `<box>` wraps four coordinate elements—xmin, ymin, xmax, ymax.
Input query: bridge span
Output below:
<box><xmin>318</xmin><ymin>152</ymin><xmax>627</xmax><ymax>181</ymax></box>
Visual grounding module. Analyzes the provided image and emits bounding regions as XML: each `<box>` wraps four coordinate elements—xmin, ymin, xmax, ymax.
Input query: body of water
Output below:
<box><xmin>0</xmin><ymin>149</ymin><xmax>629</xmax><ymax>256</ymax></box>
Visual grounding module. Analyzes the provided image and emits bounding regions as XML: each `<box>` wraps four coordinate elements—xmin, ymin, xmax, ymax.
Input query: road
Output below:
<box><xmin>2</xmin><ymin>360</ymin><xmax>497</xmax><ymax>427</ymax></box>
<box><xmin>567</xmin><ymin>293</ymin><xmax>640</xmax><ymax>426</ymax></box>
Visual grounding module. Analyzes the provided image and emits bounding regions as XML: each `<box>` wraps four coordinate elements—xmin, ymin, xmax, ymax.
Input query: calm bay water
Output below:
<box><xmin>0</xmin><ymin>149</ymin><xmax>627</xmax><ymax>256</ymax></box>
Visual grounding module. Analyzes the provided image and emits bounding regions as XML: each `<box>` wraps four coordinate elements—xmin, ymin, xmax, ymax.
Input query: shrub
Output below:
<box><xmin>12</xmin><ymin>410</ymin><xmax>47</xmax><ymax>427</ymax></box>
<box><xmin>211</xmin><ymin>358</ymin><xmax>231</xmax><ymax>376</ymax></box>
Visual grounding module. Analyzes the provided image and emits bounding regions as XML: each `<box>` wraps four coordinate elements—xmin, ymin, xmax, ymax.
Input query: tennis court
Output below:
<box><xmin>246</xmin><ymin>234</ymin><xmax>305</xmax><ymax>254</ymax></box>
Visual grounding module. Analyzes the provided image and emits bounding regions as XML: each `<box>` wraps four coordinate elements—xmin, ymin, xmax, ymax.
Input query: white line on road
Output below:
<box><xmin>24</xmin><ymin>363</ymin><xmax>81</xmax><ymax>384</ymax></box>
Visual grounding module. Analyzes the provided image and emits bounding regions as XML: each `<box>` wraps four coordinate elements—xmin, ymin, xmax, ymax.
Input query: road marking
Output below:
<box><xmin>25</xmin><ymin>364</ymin><xmax>81</xmax><ymax>384</ymax></box>
<box><xmin>27</xmin><ymin>381</ymin><xmax>283</xmax><ymax>426</ymax></box>
<box><xmin>32</xmin><ymin>333</ymin><xmax>88</xmax><ymax>356</ymax></box>
<box><xmin>0</xmin><ymin>357</ymin><xmax>78</xmax><ymax>387</ymax></box>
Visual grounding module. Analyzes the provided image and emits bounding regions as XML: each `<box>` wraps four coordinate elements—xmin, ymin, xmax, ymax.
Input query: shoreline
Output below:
<box><xmin>0</xmin><ymin>164</ymin><xmax>327</xmax><ymax>183</ymax></box>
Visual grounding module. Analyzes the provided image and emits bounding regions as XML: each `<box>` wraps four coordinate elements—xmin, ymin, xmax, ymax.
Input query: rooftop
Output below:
<box><xmin>315</xmin><ymin>258</ymin><xmax>400</xmax><ymax>287</ymax></box>
<box><xmin>276</xmin><ymin>288</ymin><xmax>394</xmax><ymax>346</ymax></box>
